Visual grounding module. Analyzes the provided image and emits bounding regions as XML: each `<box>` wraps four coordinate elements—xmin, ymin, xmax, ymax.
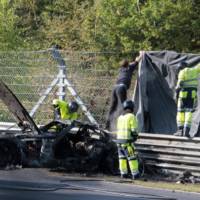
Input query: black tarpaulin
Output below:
<box><xmin>133</xmin><ymin>51</ymin><xmax>200</xmax><ymax>137</ymax></box>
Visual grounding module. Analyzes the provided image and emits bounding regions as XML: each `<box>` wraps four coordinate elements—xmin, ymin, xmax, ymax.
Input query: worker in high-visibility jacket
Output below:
<box><xmin>116</xmin><ymin>100</ymin><xmax>139</xmax><ymax>179</ymax></box>
<box><xmin>175</xmin><ymin>62</ymin><xmax>200</xmax><ymax>137</ymax></box>
<box><xmin>52</xmin><ymin>99</ymin><xmax>79</xmax><ymax>120</ymax></box>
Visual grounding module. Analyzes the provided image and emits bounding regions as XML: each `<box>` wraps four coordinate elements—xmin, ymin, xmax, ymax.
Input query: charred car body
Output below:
<box><xmin>0</xmin><ymin>80</ymin><xmax>118</xmax><ymax>173</ymax></box>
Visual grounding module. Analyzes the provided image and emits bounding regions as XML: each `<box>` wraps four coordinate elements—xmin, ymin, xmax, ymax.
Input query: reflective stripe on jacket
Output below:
<box><xmin>117</xmin><ymin>113</ymin><xmax>138</xmax><ymax>140</ymax></box>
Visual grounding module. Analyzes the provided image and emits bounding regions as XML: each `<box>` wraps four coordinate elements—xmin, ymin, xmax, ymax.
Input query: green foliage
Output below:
<box><xmin>91</xmin><ymin>0</ymin><xmax>200</xmax><ymax>54</ymax></box>
<box><xmin>15</xmin><ymin>0</ymin><xmax>50</xmax><ymax>49</ymax></box>
<box><xmin>139</xmin><ymin>0</ymin><xmax>200</xmax><ymax>52</ymax></box>
<box><xmin>93</xmin><ymin>0</ymin><xmax>143</xmax><ymax>54</ymax></box>
<box><xmin>0</xmin><ymin>0</ymin><xmax>25</xmax><ymax>50</ymax></box>
<box><xmin>39</xmin><ymin>0</ymin><xmax>94</xmax><ymax>50</ymax></box>
<box><xmin>0</xmin><ymin>0</ymin><xmax>200</xmax><ymax>53</ymax></box>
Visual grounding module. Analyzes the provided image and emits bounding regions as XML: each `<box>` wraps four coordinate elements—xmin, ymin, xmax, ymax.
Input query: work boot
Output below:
<box><xmin>174</xmin><ymin>129</ymin><xmax>183</xmax><ymax>136</ymax></box>
<box><xmin>183</xmin><ymin>127</ymin><xmax>191</xmax><ymax>138</ymax></box>
<box><xmin>132</xmin><ymin>172</ymin><xmax>140</xmax><ymax>180</ymax></box>
<box><xmin>121</xmin><ymin>174</ymin><xmax>129</xmax><ymax>179</ymax></box>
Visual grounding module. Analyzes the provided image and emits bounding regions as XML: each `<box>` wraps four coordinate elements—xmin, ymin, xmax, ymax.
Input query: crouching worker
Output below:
<box><xmin>52</xmin><ymin>99</ymin><xmax>79</xmax><ymax>121</ymax></box>
<box><xmin>116</xmin><ymin>100</ymin><xmax>139</xmax><ymax>180</ymax></box>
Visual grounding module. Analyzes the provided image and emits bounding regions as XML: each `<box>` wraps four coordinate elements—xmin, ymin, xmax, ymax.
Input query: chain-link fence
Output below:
<box><xmin>0</xmin><ymin>49</ymin><xmax>136</xmax><ymax>127</ymax></box>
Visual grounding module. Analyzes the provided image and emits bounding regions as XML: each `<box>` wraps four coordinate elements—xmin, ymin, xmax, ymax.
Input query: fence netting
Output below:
<box><xmin>0</xmin><ymin>49</ymin><xmax>137</xmax><ymax>127</ymax></box>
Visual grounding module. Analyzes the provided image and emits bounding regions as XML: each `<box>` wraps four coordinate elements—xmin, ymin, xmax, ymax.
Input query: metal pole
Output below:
<box><xmin>29</xmin><ymin>77</ymin><xmax>59</xmax><ymax>117</ymax></box>
<box><xmin>64</xmin><ymin>79</ymin><xmax>98</xmax><ymax>125</ymax></box>
<box><xmin>51</xmin><ymin>47</ymin><xmax>99</xmax><ymax>126</ymax></box>
<box><xmin>51</xmin><ymin>46</ymin><xmax>66</xmax><ymax>100</ymax></box>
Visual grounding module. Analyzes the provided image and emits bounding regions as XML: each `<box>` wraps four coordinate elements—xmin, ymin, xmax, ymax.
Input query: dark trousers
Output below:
<box><xmin>106</xmin><ymin>84</ymin><xmax>127</xmax><ymax>131</ymax></box>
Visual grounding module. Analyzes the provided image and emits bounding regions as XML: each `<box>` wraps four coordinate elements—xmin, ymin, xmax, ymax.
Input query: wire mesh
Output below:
<box><xmin>0</xmin><ymin>49</ymin><xmax>136</xmax><ymax>127</ymax></box>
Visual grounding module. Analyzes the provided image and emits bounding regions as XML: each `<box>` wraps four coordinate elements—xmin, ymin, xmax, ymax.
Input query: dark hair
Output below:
<box><xmin>120</xmin><ymin>59</ymin><xmax>129</xmax><ymax>68</ymax></box>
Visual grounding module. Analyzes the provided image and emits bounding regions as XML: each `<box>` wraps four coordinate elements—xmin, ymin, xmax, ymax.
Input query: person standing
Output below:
<box><xmin>106</xmin><ymin>51</ymin><xmax>143</xmax><ymax>131</ymax></box>
<box><xmin>175</xmin><ymin>62</ymin><xmax>200</xmax><ymax>137</ymax></box>
<box><xmin>116</xmin><ymin>100</ymin><xmax>139</xmax><ymax>179</ymax></box>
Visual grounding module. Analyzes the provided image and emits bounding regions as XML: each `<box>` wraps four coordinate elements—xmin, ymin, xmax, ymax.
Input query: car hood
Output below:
<box><xmin>0</xmin><ymin>80</ymin><xmax>40</xmax><ymax>134</ymax></box>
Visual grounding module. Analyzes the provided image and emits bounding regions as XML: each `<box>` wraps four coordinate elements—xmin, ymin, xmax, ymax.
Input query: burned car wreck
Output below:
<box><xmin>0</xmin><ymin>80</ymin><xmax>118</xmax><ymax>174</ymax></box>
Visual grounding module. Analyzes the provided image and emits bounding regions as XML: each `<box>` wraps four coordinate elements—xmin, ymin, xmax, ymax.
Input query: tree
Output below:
<box><xmin>83</xmin><ymin>0</ymin><xmax>145</xmax><ymax>54</ymax></box>
<box><xmin>85</xmin><ymin>0</ymin><xmax>200</xmax><ymax>54</ymax></box>
<box><xmin>15</xmin><ymin>0</ymin><xmax>49</xmax><ymax>49</ymax></box>
<box><xmin>0</xmin><ymin>0</ymin><xmax>24</xmax><ymax>50</ymax></box>
<box><xmin>139</xmin><ymin>0</ymin><xmax>200</xmax><ymax>52</ymax></box>
<box><xmin>2</xmin><ymin>0</ymin><xmax>199</xmax><ymax>52</ymax></box>
<box><xmin>39</xmin><ymin>0</ymin><xmax>94</xmax><ymax>49</ymax></box>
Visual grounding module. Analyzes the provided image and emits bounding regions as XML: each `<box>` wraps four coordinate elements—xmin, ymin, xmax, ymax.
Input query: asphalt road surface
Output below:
<box><xmin>0</xmin><ymin>169</ymin><xmax>200</xmax><ymax>200</ymax></box>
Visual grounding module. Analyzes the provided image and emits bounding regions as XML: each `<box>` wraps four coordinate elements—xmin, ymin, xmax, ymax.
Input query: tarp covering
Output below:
<box><xmin>134</xmin><ymin>51</ymin><xmax>200</xmax><ymax>137</ymax></box>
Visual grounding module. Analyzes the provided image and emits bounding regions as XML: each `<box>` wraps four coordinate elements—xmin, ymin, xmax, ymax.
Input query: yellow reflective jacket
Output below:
<box><xmin>53</xmin><ymin>99</ymin><xmax>78</xmax><ymax>120</ymax></box>
<box><xmin>117</xmin><ymin>113</ymin><xmax>138</xmax><ymax>140</ymax></box>
<box><xmin>177</xmin><ymin>64</ymin><xmax>200</xmax><ymax>88</ymax></box>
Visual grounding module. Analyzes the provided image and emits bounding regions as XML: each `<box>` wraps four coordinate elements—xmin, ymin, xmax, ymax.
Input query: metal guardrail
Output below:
<box><xmin>136</xmin><ymin>133</ymin><xmax>200</xmax><ymax>176</ymax></box>
<box><xmin>0</xmin><ymin>122</ymin><xmax>20</xmax><ymax>134</ymax></box>
<box><xmin>0</xmin><ymin>122</ymin><xmax>200</xmax><ymax>176</ymax></box>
